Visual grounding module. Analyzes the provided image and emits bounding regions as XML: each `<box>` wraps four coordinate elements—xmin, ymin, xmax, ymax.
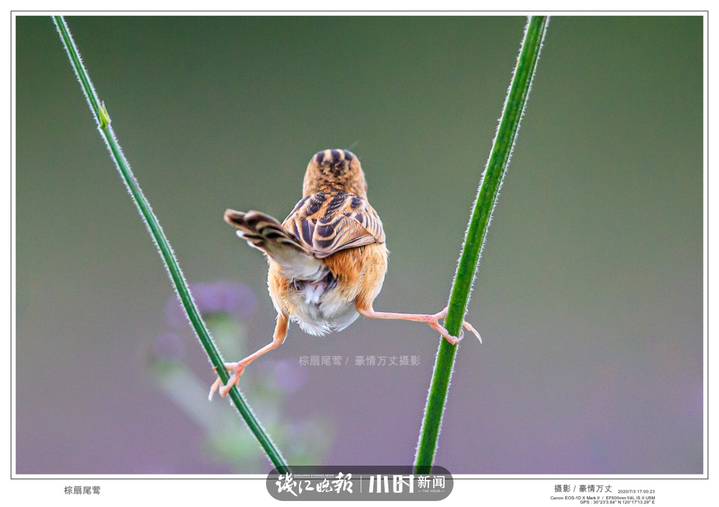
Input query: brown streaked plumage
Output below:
<box><xmin>210</xmin><ymin>149</ymin><xmax>480</xmax><ymax>399</ymax></box>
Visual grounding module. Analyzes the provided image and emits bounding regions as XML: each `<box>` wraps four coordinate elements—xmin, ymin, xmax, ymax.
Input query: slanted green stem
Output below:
<box><xmin>52</xmin><ymin>16</ymin><xmax>289</xmax><ymax>474</ymax></box>
<box><xmin>414</xmin><ymin>16</ymin><xmax>549</xmax><ymax>474</ymax></box>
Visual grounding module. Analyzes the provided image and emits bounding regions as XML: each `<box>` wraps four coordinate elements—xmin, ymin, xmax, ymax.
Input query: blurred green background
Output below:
<box><xmin>15</xmin><ymin>15</ymin><xmax>703</xmax><ymax>474</ymax></box>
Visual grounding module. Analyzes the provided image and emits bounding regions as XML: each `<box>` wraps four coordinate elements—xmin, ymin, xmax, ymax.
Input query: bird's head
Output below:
<box><xmin>303</xmin><ymin>149</ymin><xmax>368</xmax><ymax>198</ymax></box>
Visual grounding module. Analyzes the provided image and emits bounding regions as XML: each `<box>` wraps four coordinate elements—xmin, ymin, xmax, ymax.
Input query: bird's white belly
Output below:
<box><xmin>288</xmin><ymin>281</ymin><xmax>359</xmax><ymax>336</ymax></box>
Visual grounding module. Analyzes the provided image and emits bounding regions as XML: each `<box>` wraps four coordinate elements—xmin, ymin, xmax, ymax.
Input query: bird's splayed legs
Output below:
<box><xmin>356</xmin><ymin>303</ymin><xmax>481</xmax><ymax>345</ymax></box>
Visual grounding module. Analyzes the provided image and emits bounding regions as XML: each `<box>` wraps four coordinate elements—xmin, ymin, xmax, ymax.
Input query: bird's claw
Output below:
<box><xmin>432</xmin><ymin>307</ymin><xmax>482</xmax><ymax>345</ymax></box>
<box><xmin>461</xmin><ymin>319</ymin><xmax>482</xmax><ymax>344</ymax></box>
<box><xmin>208</xmin><ymin>362</ymin><xmax>246</xmax><ymax>400</ymax></box>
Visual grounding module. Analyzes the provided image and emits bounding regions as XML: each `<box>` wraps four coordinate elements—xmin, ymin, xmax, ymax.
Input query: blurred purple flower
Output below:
<box><xmin>268</xmin><ymin>359</ymin><xmax>308</xmax><ymax>394</ymax></box>
<box><xmin>165</xmin><ymin>280</ymin><xmax>257</xmax><ymax>328</ymax></box>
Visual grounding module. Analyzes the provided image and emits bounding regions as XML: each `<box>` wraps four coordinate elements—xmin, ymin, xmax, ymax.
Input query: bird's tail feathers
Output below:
<box><xmin>224</xmin><ymin>209</ymin><xmax>324</xmax><ymax>280</ymax></box>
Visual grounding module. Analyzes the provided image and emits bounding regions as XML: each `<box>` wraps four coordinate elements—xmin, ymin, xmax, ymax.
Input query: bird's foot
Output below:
<box><xmin>208</xmin><ymin>362</ymin><xmax>246</xmax><ymax>400</ymax></box>
<box><xmin>429</xmin><ymin>307</ymin><xmax>482</xmax><ymax>345</ymax></box>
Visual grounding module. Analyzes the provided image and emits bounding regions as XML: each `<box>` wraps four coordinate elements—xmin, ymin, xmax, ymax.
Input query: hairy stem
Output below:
<box><xmin>52</xmin><ymin>15</ymin><xmax>289</xmax><ymax>474</ymax></box>
<box><xmin>414</xmin><ymin>16</ymin><xmax>549</xmax><ymax>474</ymax></box>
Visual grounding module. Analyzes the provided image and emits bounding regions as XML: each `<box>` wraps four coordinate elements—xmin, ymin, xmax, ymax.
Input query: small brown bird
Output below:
<box><xmin>210</xmin><ymin>149</ymin><xmax>479</xmax><ymax>399</ymax></box>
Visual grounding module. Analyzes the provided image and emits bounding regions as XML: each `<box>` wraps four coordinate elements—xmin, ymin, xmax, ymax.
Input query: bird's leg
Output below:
<box><xmin>208</xmin><ymin>313</ymin><xmax>289</xmax><ymax>400</ymax></box>
<box><xmin>356</xmin><ymin>303</ymin><xmax>481</xmax><ymax>346</ymax></box>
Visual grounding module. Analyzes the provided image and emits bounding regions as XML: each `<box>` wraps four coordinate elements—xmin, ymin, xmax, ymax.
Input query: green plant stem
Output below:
<box><xmin>414</xmin><ymin>16</ymin><xmax>549</xmax><ymax>474</ymax></box>
<box><xmin>52</xmin><ymin>16</ymin><xmax>290</xmax><ymax>474</ymax></box>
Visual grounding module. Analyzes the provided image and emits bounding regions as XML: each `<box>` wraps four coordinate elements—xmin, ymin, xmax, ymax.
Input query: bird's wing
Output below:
<box><xmin>283</xmin><ymin>191</ymin><xmax>385</xmax><ymax>259</ymax></box>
